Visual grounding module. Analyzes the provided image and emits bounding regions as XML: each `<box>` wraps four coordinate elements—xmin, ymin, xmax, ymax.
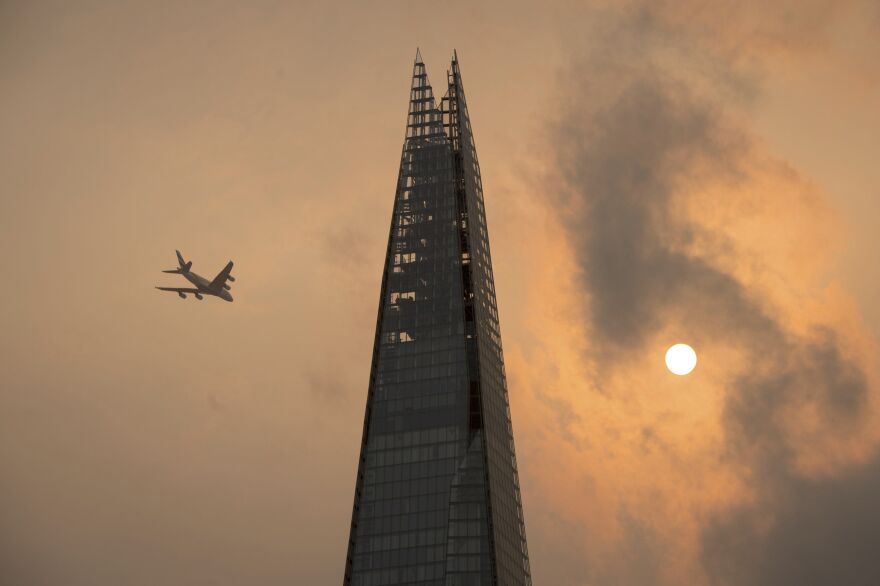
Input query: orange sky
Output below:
<box><xmin>2</xmin><ymin>2</ymin><xmax>879</xmax><ymax>584</ymax></box>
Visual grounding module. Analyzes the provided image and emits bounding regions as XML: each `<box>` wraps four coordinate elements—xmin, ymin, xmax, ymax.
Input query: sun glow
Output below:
<box><xmin>665</xmin><ymin>343</ymin><xmax>697</xmax><ymax>375</ymax></box>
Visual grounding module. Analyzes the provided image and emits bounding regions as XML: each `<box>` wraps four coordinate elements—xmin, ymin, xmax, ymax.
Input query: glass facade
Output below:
<box><xmin>344</xmin><ymin>52</ymin><xmax>531</xmax><ymax>586</ymax></box>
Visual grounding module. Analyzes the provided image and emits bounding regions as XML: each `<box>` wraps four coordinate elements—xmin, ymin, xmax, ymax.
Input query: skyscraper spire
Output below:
<box><xmin>406</xmin><ymin>50</ymin><xmax>444</xmax><ymax>143</ymax></box>
<box><xmin>343</xmin><ymin>52</ymin><xmax>531</xmax><ymax>586</ymax></box>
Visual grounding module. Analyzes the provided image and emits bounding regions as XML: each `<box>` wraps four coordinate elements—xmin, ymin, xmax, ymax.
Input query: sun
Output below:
<box><xmin>665</xmin><ymin>343</ymin><xmax>697</xmax><ymax>375</ymax></box>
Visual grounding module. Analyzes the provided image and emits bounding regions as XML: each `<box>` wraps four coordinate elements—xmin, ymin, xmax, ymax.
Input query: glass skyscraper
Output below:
<box><xmin>343</xmin><ymin>51</ymin><xmax>531</xmax><ymax>586</ymax></box>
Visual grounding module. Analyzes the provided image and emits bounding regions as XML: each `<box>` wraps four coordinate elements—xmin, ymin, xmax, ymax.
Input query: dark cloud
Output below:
<box><xmin>700</xmin><ymin>328</ymin><xmax>873</xmax><ymax>585</ymax></box>
<box><xmin>550</xmin><ymin>2</ymin><xmax>878</xmax><ymax>584</ymax></box>
<box><xmin>555</xmin><ymin>71</ymin><xmax>753</xmax><ymax>356</ymax></box>
<box><xmin>701</xmin><ymin>452</ymin><xmax>880</xmax><ymax>586</ymax></box>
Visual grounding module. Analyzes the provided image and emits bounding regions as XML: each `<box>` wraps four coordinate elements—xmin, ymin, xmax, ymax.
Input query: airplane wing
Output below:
<box><xmin>209</xmin><ymin>261</ymin><xmax>234</xmax><ymax>289</ymax></box>
<box><xmin>155</xmin><ymin>287</ymin><xmax>201</xmax><ymax>294</ymax></box>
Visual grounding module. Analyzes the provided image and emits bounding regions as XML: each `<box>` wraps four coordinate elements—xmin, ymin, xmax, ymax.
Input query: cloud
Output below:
<box><xmin>702</xmin><ymin>451</ymin><xmax>880</xmax><ymax>586</ymax></box>
<box><xmin>529</xmin><ymin>1</ymin><xmax>880</xmax><ymax>584</ymax></box>
<box><xmin>554</xmin><ymin>71</ymin><xmax>753</xmax><ymax>356</ymax></box>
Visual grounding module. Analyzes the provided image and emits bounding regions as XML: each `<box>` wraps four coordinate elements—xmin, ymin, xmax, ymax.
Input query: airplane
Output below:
<box><xmin>155</xmin><ymin>250</ymin><xmax>234</xmax><ymax>302</ymax></box>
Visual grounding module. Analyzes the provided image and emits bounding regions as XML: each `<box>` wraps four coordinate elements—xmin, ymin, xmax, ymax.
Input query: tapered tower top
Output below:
<box><xmin>344</xmin><ymin>50</ymin><xmax>531</xmax><ymax>585</ymax></box>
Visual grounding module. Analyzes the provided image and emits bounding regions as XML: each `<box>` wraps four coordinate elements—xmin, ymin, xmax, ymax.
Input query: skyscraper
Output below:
<box><xmin>343</xmin><ymin>51</ymin><xmax>531</xmax><ymax>586</ymax></box>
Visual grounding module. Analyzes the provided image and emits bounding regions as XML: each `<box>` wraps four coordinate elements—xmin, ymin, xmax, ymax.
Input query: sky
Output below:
<box><xmin>1</xmin><ymin>1</ymin><xmax>879</xmax><ymax>584</ymax></box>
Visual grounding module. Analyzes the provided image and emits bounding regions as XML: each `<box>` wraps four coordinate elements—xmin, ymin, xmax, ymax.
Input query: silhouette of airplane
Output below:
<box><xmin>156</xmin><ymin>250</ymin><xmax>234</xmax><ymax>302</ymax></box>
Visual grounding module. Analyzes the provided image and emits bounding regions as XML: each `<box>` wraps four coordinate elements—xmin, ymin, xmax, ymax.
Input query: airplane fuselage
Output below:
<box><xmin>185</xmin><ymin>271</ymin><xmax>233</xmax><ymax>302</ymax></box>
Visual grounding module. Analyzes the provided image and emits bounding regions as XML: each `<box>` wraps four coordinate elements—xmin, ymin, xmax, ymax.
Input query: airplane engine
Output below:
<box><xmin>228</xmin><ymin>275</ymin><xmax>235</xmax><ymax>282</ymax></box>
<box><xmin>178</xmin><ymin>292</ymin><xmax>187</xmax><ymax>299</ymax></box>
<box><xmin>195</xmin><ymin>293</ymin><xmax>203</xmax><ymax>300</ymax></box>
<box><xmin>223</xmin><ymin>284</ymin><xmax>231</xmax><ymax>290</ymax></box>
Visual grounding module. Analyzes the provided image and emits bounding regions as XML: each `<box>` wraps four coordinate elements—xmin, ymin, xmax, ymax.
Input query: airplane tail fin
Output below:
<box><xmin>163</xmin><ymin>250</ymin><xmax>192</xmax><ymax>274</ymax></box>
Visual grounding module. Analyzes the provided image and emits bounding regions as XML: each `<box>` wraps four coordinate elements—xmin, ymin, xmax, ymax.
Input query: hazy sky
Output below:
<box><xmin>2</xmin><ymin>1</ymin><xmax>879</xmax><ymax>584</ymax></box>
